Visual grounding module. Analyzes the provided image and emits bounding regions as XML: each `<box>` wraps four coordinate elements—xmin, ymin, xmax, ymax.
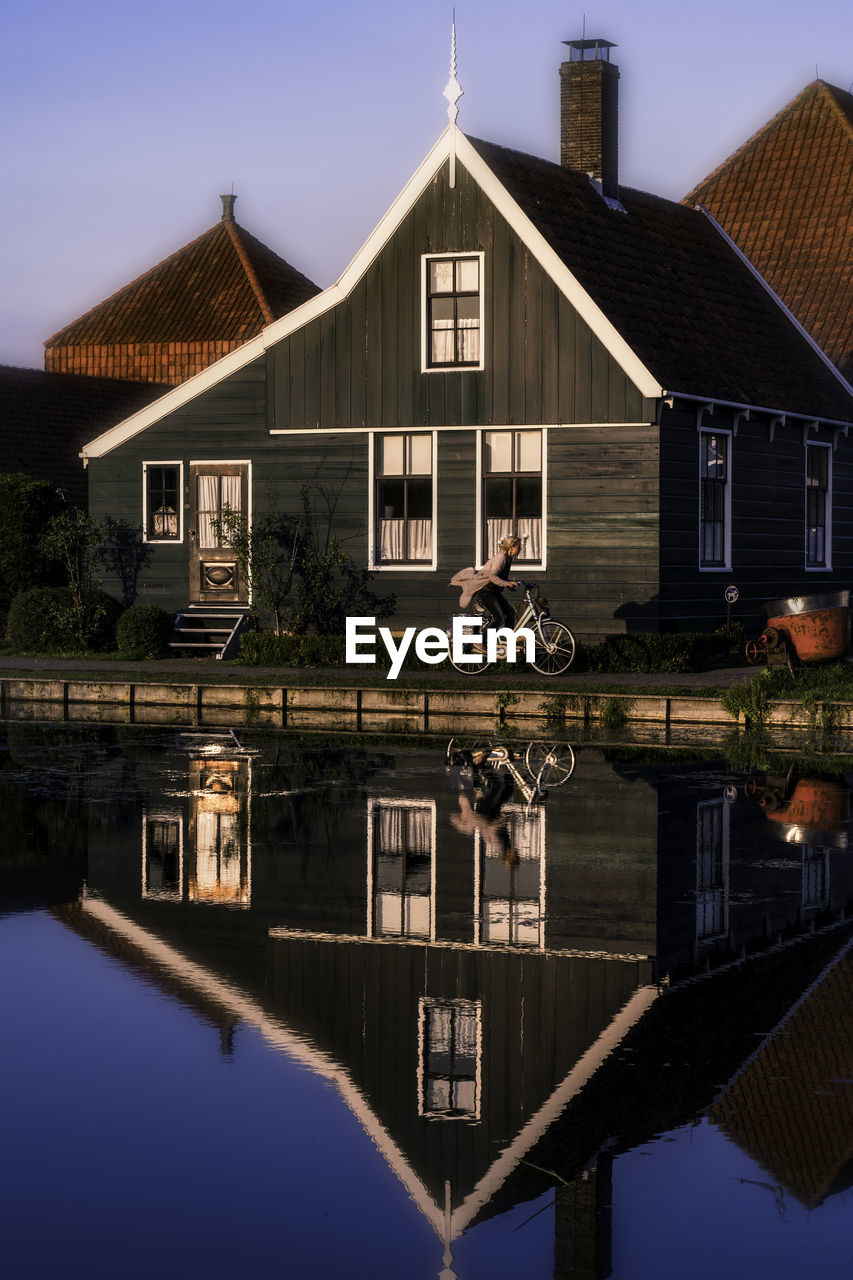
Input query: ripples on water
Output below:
<box><xmin>2</xmin><ymin>723</ymin><xmax>853</xmax><ymax>1279</ymax></box>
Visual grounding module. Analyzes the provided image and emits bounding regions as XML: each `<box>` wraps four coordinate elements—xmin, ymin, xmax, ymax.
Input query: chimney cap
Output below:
<box><xmin>220</xmin><ymin>193</ymin><xmax>237</xmax><ymax>222</ymax></box>
<box><xmin>562</xmin><ymin>37</ymin><xmax>617</xmax><ymax>62</ymax></box>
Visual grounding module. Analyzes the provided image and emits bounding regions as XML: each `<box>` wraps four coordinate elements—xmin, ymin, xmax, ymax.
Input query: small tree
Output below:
<box><xmin>0</xmin><ymin>473</ymin><xmax>65</xmax><ymax>622</ymax></box>
<box><xmin>211</xmin><ymin>484</ymin><xmax>394</xmax><ymax>635</ymax></box>
<box><xmin>39</xmin><ymin>509</ymin><xmax>111</xmax><ymax>648</ymax></box>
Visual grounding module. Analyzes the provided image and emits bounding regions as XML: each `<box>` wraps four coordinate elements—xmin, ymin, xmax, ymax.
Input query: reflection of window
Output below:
<box><xmin>802</xmin><ymin>845</ymin><xmax>830</xmax><ymax>909</ymax></box>
<box><xmin>699</xmin><ymin>431</ymin><xmax>730</xmax><ymax>569</ymax></box>
<box><xmin>368</xmin><ymin>799</ymin><xmax>435</xmax><ymax>939</ymax></box>
<box><xmin>374</xmin><ymin>434</ymin><xmax>434</xmax><ymax>565</ymax></box>
<box><xmin>142</xmin><ymin>809</ymin><xmax>184</xmax><ymax>901</ymax></box>
<box><xmin>144</xmin><ymin>462</ymin><xmax>182</xmax><ymax>542</ymax></box>
<box><xmin>483</xmin><ymin>430</ymin><xmax>543</xmax><ymax>562</ymax></box>
<box><xmin>477</xmin><ymin>804</ymin><xmax>544</xmax><ymax>947</ymax></box>
<box><xmin>424</xmin><ymin>254</ymin><xmax>482</xmax><ymax>368</ymax></box>
<box><xmin>419</xmin><ymin>998</ymin><xmax>481</xmax><ymax>1120</ymax></box>
<box><xmin>806</xmin><ymin>443</ymin><xmax>831</xmax><ymax>569</ymax></box>
<box><xmin>696</xmin><ymin>800</ymin><xmax>729</xmax><ymax>941</ymax></box>
<box><xmin>188</xmin><ymin>758</ymin><xmax>251</xmax><ymax>906</ymax></box>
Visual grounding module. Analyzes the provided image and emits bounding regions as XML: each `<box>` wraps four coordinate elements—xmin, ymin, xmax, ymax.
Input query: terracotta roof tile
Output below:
<box><xmin>685</xmin><ymin>82</ymin><xmax>853</xmax><ymax>381</ymax></box>
<box><xmin>470</xmin><ymin>137</ymin><xmax>853</xmax><ymax>422</ymax></box>
<box><xmin>44</xmin><ymin>212</ymin><xmax>320</xmax><ymax>365</ymax></box>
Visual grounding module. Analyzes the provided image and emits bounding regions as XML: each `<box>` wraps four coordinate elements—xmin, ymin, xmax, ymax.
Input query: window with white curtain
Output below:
<box><xmin>424</xmin><ymin>254</ymin><xmax>483</xmax><ymax>368</ymax></box>
<box><xmin>197</xmin><ymin>473</ymin><xmax>243</xmax><ymax>548</ymax></box>
<box><xmin>483</xmin><ymin>430</ymin><xmax>543</xmax><ymax>562</ymax></box>
<box><xmin>371</xmin><ymin>799</ymin><xmax>434</xmax><ymax>939</ymax></box>
<box><xmin>375</xmin><ymin>434</ymin><xmax>433</xmax><ymax>564</ymax></box>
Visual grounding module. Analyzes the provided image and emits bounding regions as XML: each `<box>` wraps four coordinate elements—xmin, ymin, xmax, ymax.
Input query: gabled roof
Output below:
<box><xmin>0</xmin><ymin>365</ymin><xmax>165</xmax><ymax>503</ymax></box>
<box><xmin>684</xmin><ymin>80</ymin><xmax>853</xmax><ymax>380</ymax></box>
<box><xmin>82</xmin><ymin>129</ymin><xmax>853</xmax><ymax>459</ymax></box>
<box><xmin>46</xmin><ymin>209</ymin><xmax>320</xmax><ymax>348</ymax></box>
<box><xmin>470</xmin><ymin>136</ymin><xmax>853</xmax><ymax>421</ymax></box>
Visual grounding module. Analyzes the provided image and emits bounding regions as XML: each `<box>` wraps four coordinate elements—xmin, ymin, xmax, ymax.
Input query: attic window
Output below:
<box><xmin>423</xmin><ymin>253</ymin><xmax>484</xmax><ymax>370</ymax></box>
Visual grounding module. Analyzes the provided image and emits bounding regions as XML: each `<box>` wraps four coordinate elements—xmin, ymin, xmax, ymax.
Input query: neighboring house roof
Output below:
<box><xmin>708</xmin><ymin>942</ymin><xmax>853</xmax><ymax>1209</ymax></box>
<box><xmin>0</xmin><ymin>365</ymin><xmax>165</xmax><ymax>504</ymax></box>
<box><xmin>684</xmin><ymin>80</ymin><xmax>853</xmax><ymax>381</ymax></box>
<box><xmin>44</xmin><ymin>200</ymin><xmax>321</xmax><ymax>384</ymax></box>
<box><xmin>82</xmin><ymin>128</ymin><xmax>853</xmax><ymax>459</ymax></box>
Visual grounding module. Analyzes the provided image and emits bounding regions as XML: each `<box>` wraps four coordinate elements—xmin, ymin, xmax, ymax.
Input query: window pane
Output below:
<box><xmin>456</xmin><ymin>296</ymin><xmax>480</xmax><ymax>323</ymax></box>
<box><xmin>456</xmin><ymin>258</ymin><xmax>479</xmax><ymax>292</ymax></box>
<box><xmin>430</xmin><ymin>297</ymin><xmax>455</xmax><ymax>324</ymax></box>
<box><xmin>484</xmin><ymin>432</ymin><xmax>512</xmax><ymax>473</ymax></box>
<box><xmin>406</xmin><ymin>477</ymin><xmax>432</xmax><ymax>519</ymax></box>
<box><xmin>407</xmin><ymin>434</ymin><xmax>431</xmax><ymax>475</ymax></box>
<box><xmin>378</xmin><ymin>478</ymin><xmax>405</xmax><ymax>518</ymax></box>
<box><xmin>516</xmin><ymin>476</ymin><xmax>542</xmax><ymax>518</ymax></box>
<box><xmin>484</xmin><ymin>476</ymin><xmax>513</xmax><ymax>518</ymax></box>
<box><xmin>429</xmin><ymin>260</ymin><xmax>455</xmax><ymax>293</ymax></box>
<box><xmin>515</xmin><ymin>432</ymin><xmax>541</xmax><ymax>472</ymax></box>
<box><xmin>378</xmin><ymin>435</ymin><xmax>405</xmax><ymax>476</ymax></box>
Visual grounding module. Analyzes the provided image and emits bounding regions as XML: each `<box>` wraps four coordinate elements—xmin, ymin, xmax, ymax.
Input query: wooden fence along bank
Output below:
<box><xmin>3</xmin><ymin>675</ymin><xmax>853</xmax><ymax>740</ymax></box>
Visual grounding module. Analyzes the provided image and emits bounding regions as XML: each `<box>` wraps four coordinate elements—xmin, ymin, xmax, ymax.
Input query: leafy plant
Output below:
<box><xmin>6</xmin><ymin>585</ymin><xmax>120</xmax><ymax>653</ymax></box>
<box><xmin>0</xmin><ymin>473</ymin><xmax>66</xmax><ymax>623</ymax></box>
<box><xmin>116</xmin><ymin>604</ymin><xmax>172</xmax><ymax>660</ymax></box>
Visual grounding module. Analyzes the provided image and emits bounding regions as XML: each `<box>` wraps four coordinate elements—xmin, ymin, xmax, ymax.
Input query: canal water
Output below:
<box><xmin>2</xmin><ymin>722</ymin><xmax>853</xmax><ymax>1279</ymax></box>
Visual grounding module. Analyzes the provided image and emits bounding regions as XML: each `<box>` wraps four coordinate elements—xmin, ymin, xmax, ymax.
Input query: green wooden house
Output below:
<box><xmin>81</xmin><ymin>42</ymin><xmax>853</xmax><ymax>641</ymax></box>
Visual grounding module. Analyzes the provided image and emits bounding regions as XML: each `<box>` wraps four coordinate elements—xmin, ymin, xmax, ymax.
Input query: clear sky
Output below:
<box><xmin>3</xmin><ymin>0</ymin><xmax>852</xmax><ymax>370</ymax></box>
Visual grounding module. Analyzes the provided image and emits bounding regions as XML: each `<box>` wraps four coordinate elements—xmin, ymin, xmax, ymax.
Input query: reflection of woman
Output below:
<box><xmin>450</xmin><ymin>772</ymin><xmax>517</xmax><ymax>863</ymax></box>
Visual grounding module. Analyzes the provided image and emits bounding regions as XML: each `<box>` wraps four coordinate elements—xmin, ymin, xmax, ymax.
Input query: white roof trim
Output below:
<box><xmin>82</xmin><ymin>128</ymin><xmax>663</xmax><ymax>459</ymax></box>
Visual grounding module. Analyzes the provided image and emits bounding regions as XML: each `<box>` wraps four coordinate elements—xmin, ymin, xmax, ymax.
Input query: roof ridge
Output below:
<box><xmin>820</xmin><ymin>79</ymin><xmax>853</xmax><ymax>143</ymax></box>
<box><xmin>44</xmin><ymin>219</ymin><xmax>234</xmax><ymax>347</ymax></box>
<box><xmin>683</xmin><ymin>80</ymin><xmax>831</xmax><ymax>203</ymax></box>
<box><xmin>225</xmin><ymin>220</ymin><xmax>275</xmax><ymax>325</ymax></box>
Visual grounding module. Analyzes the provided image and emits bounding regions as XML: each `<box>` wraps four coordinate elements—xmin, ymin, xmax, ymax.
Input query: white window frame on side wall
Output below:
<box><xmin>805</xmin><ymin>439</ymin><xmax>832</xmax><ymax>572</ymax></box>
<box><xmin>142</xmin><ymin>460</ymin><xmax>184</xmax><ymax>544</ymax></box>
<box><xmin>368</xmin><ymin>430</ymin><xmax>438</xmax><ymax>571</ymax></box>
<box><xmin>698</xmin><ymin>428</ymin><xmax>732</xmax><ymax>572</ymax></box>
<box><xmin>421</xmin><ymin>251</ymin><xmax>485</xmax><ymax>373</ymax></box>
<box><xmin>475</xmin><ymin>427</ymin><xmax>547</xmax><ymax>571</ymax></box>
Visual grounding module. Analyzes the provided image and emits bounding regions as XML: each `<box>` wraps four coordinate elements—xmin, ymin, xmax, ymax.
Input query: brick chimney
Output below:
<box><xmin>560</xmin><ymin>38</ymin><xmax>619</xmax><ymax>200</ymax></box>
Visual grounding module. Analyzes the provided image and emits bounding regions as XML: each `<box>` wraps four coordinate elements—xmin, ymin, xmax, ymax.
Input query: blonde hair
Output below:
<box><xmin>498</xmin><ymin>535</ymin><xmax>522</xmax><ymax>553</ymax></box>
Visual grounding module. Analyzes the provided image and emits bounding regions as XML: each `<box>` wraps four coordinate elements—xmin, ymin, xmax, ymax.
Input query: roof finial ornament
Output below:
<box><xmin>443</xmin><ymin>12</ymin><xmax>463</xmax><ymax>188</ymax></box>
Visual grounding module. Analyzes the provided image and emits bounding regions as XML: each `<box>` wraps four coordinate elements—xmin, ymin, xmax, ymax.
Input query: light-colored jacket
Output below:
<box><xmin>450</xmin><ymin>552</ymin><xmax>516</xmax><ymax>608</ymax></box>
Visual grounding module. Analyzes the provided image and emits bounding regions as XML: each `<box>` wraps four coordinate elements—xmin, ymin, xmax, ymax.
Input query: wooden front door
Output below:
<box><xmin>189</xmin><ymin>463</ymin><xmax>249</xmax><ymax>603</ymax></box>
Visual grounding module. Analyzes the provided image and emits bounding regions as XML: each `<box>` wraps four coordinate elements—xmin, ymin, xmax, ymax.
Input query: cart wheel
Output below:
<box><xmin>762</xmin><ymin>627</ymin><xmax>780</xmax><ymax>649</ymax></box>
<box><xmin>745</xmin><ymin>639</ymin><xmax>764</xmax><ymax>665</ymax></box>
<box><xmin>525</xmin><ymin>741</ymin><xmax>576</xmax><ymax>788</ymax></box>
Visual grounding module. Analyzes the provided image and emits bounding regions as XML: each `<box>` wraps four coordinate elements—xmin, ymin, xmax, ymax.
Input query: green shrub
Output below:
<box><xmin>580</xmin><ymin>627</ymin><xmax>740</xmax><ymax>674</ymax></box>
<box><xmin>5</xmin><ymin>586</ymin><xmax>120</xmax><ymax>653</ymax></box>
<box><xmin>116</xmin><ymin>604</ymin><xmax>172</xmax><ymax>660</ymax></box>
<box><xmin>238</xmin><ymin>631</ymin><xmax>347</xmax><ymax>667</ymax></box>
<box><xmin>0</xmin><ymin>473</ymin><xmax>65</xmax><ymax>624</ymax></box>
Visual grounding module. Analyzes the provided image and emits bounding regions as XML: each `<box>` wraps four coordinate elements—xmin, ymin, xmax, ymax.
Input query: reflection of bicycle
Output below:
<box><xmin>447</xmin><ymin>581</ymin><xmax>576</xmax><ymax>675</ymax></box>
<box><xmin>445</xmin><ymin>737</ymin><xmax>576</xmax><ymax>803</ymax></box>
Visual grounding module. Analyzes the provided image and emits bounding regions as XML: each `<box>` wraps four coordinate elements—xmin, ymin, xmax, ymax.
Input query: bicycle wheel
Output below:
<box><xmin>525</xmin><ymin>741</ymin><xmax>576</xmax><ymax>788</ymax></box>
<box><xmin>445</xmin><ymin>625</ymin><xmax>493</xmax><ymax>674</ymax></box>
<box><xmin>531</xmin><ymin>620</ymin><xmax>576</xmax><ymax>675</ymax></box>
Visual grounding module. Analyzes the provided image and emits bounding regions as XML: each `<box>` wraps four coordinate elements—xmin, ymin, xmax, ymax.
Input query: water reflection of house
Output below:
<box><xmin>709</xmin><ymin>940</ymin><xmax>853</xmax><ymax>1209</ymax></box>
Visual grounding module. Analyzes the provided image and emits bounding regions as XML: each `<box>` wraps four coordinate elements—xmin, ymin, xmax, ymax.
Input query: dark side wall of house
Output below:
<box><xmin>88</xmin><ymin>156</ymin><xmax>853</xmax><ymax>638</ymax></box>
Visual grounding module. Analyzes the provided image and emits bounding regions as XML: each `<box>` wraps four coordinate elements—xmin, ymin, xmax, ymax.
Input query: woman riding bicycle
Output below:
<box><xmin>450</xmin><ymin>535</ymin><xmax>523</xmax><ymax>643</ymax></box>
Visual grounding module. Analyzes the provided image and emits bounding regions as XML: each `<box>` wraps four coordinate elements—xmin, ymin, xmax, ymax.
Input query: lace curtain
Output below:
<box><xmin>379</xmin><ymin>518</ymin><xmax>432</xmax><ymax>562</ymax></box>
<box><xmin>197</xmin><ymin>475</ymin><xmax>242</xmax><ymax>548</ymax></box>
<box><xmin>485</xmin><ymin>517</ymin><xmax>541</xmax><ymax>560</ymax></box>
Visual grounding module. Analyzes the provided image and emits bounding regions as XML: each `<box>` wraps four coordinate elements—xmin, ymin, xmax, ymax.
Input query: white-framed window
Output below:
<box><xmin>805</xmin><ymin>441</ymin><xmax>832</xmax><ymax>570</ymax></box>
<box><xmin>366</xmin><ymin>798</ymin><xmax>436</xmax><ymax>940</ymax></box>
<box><xmin>422</xmin><ymin>252</ymin><xmax>484</xmax><ymax>371</ymax></box>
<box><xmin>141</xmin><ymin>808</ymin><xmax>184</xmax><ymax>902</ymax></box>
<box><xmin>369</xmin><ymin>431</ymin><xmax>436</xmax><ymax>569</ymax></box>
<box><xmin>417</xmin><ymin>997</ymin><xmax>482</xmax><ymax>1120</ymax></box>
<box><xmin>696</xmin><ymin>799</ymin><xmax>729</xmax><ymax>943</ymax></box>
<box><xmin>143</xmin><ymin>461</ymin><xmax>183</xmax><ymax>543</ymax></box>
<box><xmin>480</xmin><ymin>429</ymin><xmax>544</xmax><ymax>565</ymax></box>
<box><xmin>802</xmin><ymin>845</ymin><xmax>830</xmax><ymax>910</ymax></box>
<box><xmin>699</xmin><ymin>430</ymin><xmax>731</xmax><ymax>570</ymax></box>
<box><xmin>475</xmin><ymin>803</ymin><xmax>545</xmax><ymax>949</ymax></box>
